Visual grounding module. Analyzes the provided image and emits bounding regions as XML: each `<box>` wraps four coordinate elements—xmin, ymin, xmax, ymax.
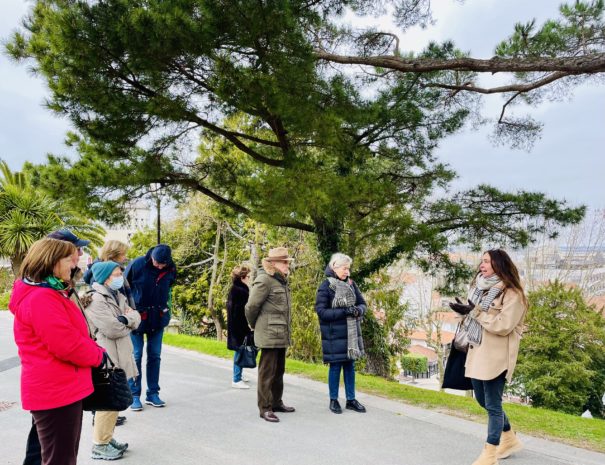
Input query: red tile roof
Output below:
<box><xmin>407</xmin><ymin>345</ymin><xmax>438</xmax><ymax>362</ymax></box>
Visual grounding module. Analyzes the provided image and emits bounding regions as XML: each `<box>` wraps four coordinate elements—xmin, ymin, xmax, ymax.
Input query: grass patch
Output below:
<box><xmin>164</xmin><ymin>333</ymin><xmax>605</xmax><ymax>453</ymax></box>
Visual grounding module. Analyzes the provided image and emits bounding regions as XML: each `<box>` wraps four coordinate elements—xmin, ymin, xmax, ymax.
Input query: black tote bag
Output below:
<box><xmin>82</xmin><ymin>354</ymin><xmax>133</xmax><ymax>411</ymax></box>
<box><xmin>441</xmin><ymin>345</ymin><xmax>474</xmax><ymax>391</ymax></box>
<box><xmin>235</xmin><ymin>335</ymin><xmax>258</xmax><ymax>369</ymax></box>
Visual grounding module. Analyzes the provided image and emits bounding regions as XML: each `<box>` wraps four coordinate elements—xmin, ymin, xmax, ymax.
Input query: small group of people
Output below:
<box><xmin>228</xmin><ymin>246</ymin><xmax>529</xmax><ymax>465</ymax></box>
<box><xmin>10</xmin><ymin>230</ymin><xmax>176</xmax><ymax>465</ymax></box>
<box><xmin>10</xmin><ymin>226</ymin><xmax>527</xmax><ymax>465</ymax></box>
<box><xmin>227</xmin><ymin>247</ymin><xmax>368</xmax><ymax>423</ymax></box>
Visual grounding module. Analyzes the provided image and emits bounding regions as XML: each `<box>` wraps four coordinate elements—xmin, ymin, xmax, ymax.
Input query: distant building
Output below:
<box><xmin>80</xmin><ymin>202</ymin><xmax>152</xmax><ymax>269</ymax></box>
<box><xmin>102</xmin><ymin>201</ymin><xmax>152</xmax><ymax>244</ymax></box>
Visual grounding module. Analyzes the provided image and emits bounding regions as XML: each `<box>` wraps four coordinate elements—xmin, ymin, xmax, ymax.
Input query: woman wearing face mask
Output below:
<box><xmin>84</xmin><ymin>261</ymin><xmax>141</xmax><ymax>461</ymax></box>
<box><xmin>315</xmin><ymin>253</ymin><xmax>367</xmax><ymax>414</ymax></box>
<box><xmin>84</xmin><ymin>240</ymin><xmax>136</xmax><ymax>310</ymax></box>
<box><xmin>449</xmin><ymin>249</ymin><xmax>528</xmax><ymax>465</ymax></box>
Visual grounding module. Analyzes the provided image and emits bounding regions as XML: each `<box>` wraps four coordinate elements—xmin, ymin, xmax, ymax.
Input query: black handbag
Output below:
<box><xmin>235</xmin><ymin>335</ymin><xmax>258</xmax><ymax>369</ymax></box>
<box><xmin>82</xmin><ymin>354</ymin><xmax>133</xmax><ymax>411</ymax></box>
<box><xmin>441</xmin><ymin>344</ymin><xmax>474</xmax><ymax>391</ymax></box>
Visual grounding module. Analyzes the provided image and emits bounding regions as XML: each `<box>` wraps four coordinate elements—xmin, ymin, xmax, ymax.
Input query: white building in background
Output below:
<box><xmin>102</xmin><ymin>201</ymin><xmax>153</xmax><ymax>245</ymax></box>
<box><xmin>80</xmin><ymin>201</ymin><xmax>152</xmax><ymax>268</ymax></box>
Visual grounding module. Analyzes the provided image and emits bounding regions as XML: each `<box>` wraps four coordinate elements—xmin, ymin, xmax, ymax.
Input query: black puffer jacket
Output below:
<box><xmin>315</xmin><ymin>266</ymin><xmax>367</xmax><ymax>363</ymax></box>
<box><xmin>227</xmin><ymin>279</ymin><xmax>251</xmax><ymax>350</ymax></box>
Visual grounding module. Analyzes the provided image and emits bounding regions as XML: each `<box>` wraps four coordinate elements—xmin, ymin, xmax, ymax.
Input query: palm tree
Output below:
<box><xmin>0</xmin><ymin>160</ymin><xmax>105</xmax><ymax>276</ymax></box>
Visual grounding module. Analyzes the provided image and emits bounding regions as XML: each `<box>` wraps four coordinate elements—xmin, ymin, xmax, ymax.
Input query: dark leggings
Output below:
<box><xmin>31</xmin><ymin>400</ymin><xmax>84</xmax><ymax>465</ymax></box>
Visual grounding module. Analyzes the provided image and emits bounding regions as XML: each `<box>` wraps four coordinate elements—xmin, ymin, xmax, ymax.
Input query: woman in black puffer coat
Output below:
<box><xmin>227</xmin><ymin>264</ymin><xmax>252</xmax><ymax>389</ymax></box>
<box><xmin>315</xmin><ymin>253</ymin><xmax>367</xmax><ymax>414</ymax></box>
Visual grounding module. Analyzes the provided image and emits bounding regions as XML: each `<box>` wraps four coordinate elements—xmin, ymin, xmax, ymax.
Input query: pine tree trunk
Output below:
<box><xmin>314</xmin><ymin>217</ymin><xmax>343</xmax><ymax>265</ymax></box>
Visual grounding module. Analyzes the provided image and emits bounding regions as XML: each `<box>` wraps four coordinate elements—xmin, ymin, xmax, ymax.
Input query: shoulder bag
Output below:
<box><xmin>235</xmin><ymin>334</ymin><xmax>258</xmax><ymax>369</ymax></box>
<box><xmin>82</xmin><ymin>354</ymin><xmax>133</xmax><ymax>412</ymax></box>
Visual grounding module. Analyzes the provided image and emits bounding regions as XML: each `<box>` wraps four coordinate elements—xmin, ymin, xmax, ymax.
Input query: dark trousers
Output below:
<box><xmin>257</xmin><ymin>348</ymin><xmax>286</xmax><ymax>414</ymax></box>
<box><xmin>31</xmin><ymin>400</ymin><xmax>83</xmax><ymax>465</ymax></box>
<box><xmin>472</xmin><ymin>372</ymin><xmax>511</xmax><ymax>446</ymax></box>
<box><xmin>23</xmin><ymin>418</ymin><xmax>41</xmax><ymax>465</ymax></box>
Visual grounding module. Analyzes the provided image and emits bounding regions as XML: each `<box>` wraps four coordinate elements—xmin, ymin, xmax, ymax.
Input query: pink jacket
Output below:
<box><xmin>9</xmin><ymin>280</ymin><xmax>105</xmax><ymax>411</ymax></box>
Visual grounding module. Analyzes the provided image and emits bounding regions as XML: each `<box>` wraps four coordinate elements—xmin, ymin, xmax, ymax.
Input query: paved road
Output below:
<box><xmin>1</xmin><ymin>311</ymin><xmax>603</xmax><ymax>465</ymax></box>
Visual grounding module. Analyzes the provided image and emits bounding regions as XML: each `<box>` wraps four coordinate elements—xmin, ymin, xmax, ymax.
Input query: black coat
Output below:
<box><xmin>315</xmin><ymin>267</ymin><xmax>367</xmax><ymax>363</ymax></box>
<box><xmin>227</xmin><ymin>280</ymin><xmax>251</xmax><ymax>350</ymax></box>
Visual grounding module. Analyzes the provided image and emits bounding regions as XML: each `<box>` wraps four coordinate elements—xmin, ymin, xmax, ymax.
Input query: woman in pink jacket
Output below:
<box><xmin>9</xmin><ymin>238</ymin><xmax>105</xmax><ymax>465</ymax></box>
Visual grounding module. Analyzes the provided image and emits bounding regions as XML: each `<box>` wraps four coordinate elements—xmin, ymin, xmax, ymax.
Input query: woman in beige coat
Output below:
<box><xmin>449</xmin><ymin>249</ymin><xmax>528</xmax><ymax>465</ymax></box>
<box><xmin>85</xmin><ymin>261</ymin><xmax>141</xmax><ymax>461</ymax></box>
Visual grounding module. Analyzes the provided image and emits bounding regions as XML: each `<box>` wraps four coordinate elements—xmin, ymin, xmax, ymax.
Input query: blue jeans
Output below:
<box><xmin>472</xmin><ymin>372</ymin><xmax>511</xmax><ymax>445</ymax></box>
<box><xmin>129</xmin><ymin>329</ymin><xmax>164</xmax><ymax>397</ymax></box>
<box><xmin>328</xmin><ymin>361</ymin><xmax>355</xmax><ymax>400</ymax></box>
<box><xmin>233</xmin><ymin>351</ymin><xmax>244</xmax><ymax>382</ymax></box>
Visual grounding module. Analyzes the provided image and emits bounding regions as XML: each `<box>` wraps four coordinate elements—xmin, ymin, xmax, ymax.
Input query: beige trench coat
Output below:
<box><xmin>464</xmin><ymin>287</ymin><xmax>527</xmax><ymax>383</ymax></box>
<box><xmin>84</xmin><ymin>283</ymin><xmax>141</xmax><ymax>380</ymax></box>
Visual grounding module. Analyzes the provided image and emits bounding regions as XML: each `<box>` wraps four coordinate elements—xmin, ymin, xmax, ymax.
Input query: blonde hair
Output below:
<box><xmin>231</xmin><ymin>264</ymin><xmax>251</xmax><ymax>282</ymax></box>
<box><xmin>100</xmin><ymin>240</ymin><xmax>129</xmax><ymax>262</ymax></box>
<box><xmin>20</xmin><ymin>238</ymin><xmax>76</xmax><ymax>282</ymax></box>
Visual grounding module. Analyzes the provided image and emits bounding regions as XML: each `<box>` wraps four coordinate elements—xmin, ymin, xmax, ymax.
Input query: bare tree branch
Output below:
<box><xmin>422</xmin><ymin>71</ymin><xmax>570</xmax><ymax>95</ymax></box>
<box><xmin>316</xmin><ymin>50</ymin><xmax>605</xmax><ymax>74</ymax></box>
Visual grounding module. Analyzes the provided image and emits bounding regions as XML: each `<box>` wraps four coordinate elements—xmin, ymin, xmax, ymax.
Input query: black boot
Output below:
<box><xmin>346</xmin><ymin>399</ymin><xmax>366</xmax><ymax>413</ymax></box>
<box><xmin>329</xmin><ymin>399</ymin><xmax>342</xmax><ymax>414</ymax></box>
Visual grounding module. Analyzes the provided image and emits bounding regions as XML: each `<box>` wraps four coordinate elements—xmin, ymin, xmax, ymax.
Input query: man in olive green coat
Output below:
<box><xmin>245</xmin><ymin>247</ymin><xmax>294</xmax><ymax>423</ymax></box>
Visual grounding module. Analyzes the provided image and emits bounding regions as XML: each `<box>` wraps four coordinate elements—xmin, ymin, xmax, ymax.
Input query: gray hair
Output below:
<box><xmin>329</xmin><ymin>252</ymin><xmax>352</xmax><ymax>270</ymax></box>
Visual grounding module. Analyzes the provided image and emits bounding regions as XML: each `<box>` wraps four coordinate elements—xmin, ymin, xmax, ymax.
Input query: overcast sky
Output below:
<box><xmin>1</xmin><ymin>0</ymin><xmax>603</xmax><ymax>211</ymax></box>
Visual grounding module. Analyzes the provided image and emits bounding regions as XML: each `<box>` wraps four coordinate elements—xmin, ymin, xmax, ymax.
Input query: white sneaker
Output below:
<box><xmin>232</xmin><ymin>380</ymin><xmax>250</xmax><ymax>389</ymax></box>
<box><xmin>241</xmin><ymin>375</ymin><xmax>250</xmax><ymax>382</ymax></box>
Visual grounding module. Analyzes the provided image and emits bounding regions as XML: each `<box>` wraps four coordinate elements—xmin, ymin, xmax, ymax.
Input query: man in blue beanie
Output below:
<box><xmin>125</xmin><ymin>244</ymin><xmax>176</xmax><ymax>410</ymax></box>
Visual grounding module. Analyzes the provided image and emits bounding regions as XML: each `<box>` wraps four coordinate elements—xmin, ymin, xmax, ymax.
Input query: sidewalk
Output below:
<box><xmin>1</xmin><ymin>311</ymin><xmax>603</xmax><ymax>465</ymax></box>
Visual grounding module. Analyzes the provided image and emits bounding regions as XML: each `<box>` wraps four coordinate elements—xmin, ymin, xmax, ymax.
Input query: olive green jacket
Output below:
<box><xmin>245</xmin><ymin>269</ymin><xmax>291</xmax><ymax>349</ymax></box>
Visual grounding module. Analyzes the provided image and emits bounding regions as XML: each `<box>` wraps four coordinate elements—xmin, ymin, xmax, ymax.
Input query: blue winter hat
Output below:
<box><xmin>47</xmin><ymin>229</ymin><xmax>90</xmax><ymax>248</ymax></box>
<box><xmin>91</xmin><ymin>261</ymin><xmax>120</xmax><ymax>285</ymax></box>
<box><xmin>151</xmin><ymin>244</ymin><xmax>172</xmax><ymax>264</ymax></box>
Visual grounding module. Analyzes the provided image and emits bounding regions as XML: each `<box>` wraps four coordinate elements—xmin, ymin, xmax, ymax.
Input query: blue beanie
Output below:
<box><xmin>151</xmin><ymin>244</ymin><xmax>172</xmax><ymax>264</ymax></box>
<box><xmin>91</xmin><ymin>261</ymin><xmax>120</xmax><ymax>285</ymax></box>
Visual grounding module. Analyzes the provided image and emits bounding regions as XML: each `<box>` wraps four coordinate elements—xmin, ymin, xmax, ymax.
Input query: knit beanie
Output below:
<box><xmin>151</xmin><ymin>244</ymin><xmax>172</xmax><ymax>264</ymax></box>
<box><xmin>91</xmin><ymin>261</ymin><xmax>120</xmax><ymax>285</ymax></box>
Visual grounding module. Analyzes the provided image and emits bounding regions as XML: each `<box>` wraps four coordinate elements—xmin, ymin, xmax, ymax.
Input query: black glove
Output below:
<box><xmin>117</xmin><ymin>315</ymin><xmax>128</xmax><ymax>325</ymax></box>
<box><xmin>345</xmin><ymin>306</ymin><xmax>359</xmax><ymax>317</ymax></box>
<box><xmin>449</xmin><ymin>297</ymin><xmax>475</xmax><ymax>315</ymax></box>
<box><xmin>97</xmin><ymin>351</ymin><xmax>108</xmax><ymax>368</ymax></box>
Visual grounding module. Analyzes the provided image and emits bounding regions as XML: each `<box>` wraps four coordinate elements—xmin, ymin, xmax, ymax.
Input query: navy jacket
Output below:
<box><xmin>315</xmin><ymin>267</ymin><xmax>367</xmax><ymax>363</ymax></box>
<box><xmin>125</xmin><ymin>247</ymin><xmax>176</xmax><ymax>333</ymax></box>
<box><xmin>226</xmin><ymin>280</ymin><xmax>251</xmax><ymax>350</ymax></box>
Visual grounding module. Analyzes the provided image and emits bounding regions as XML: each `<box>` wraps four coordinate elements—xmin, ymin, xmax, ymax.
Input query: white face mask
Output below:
<box><xmin>108</xmin><ymin>276</ymin><xmax>124</xmax><ymax>290</ymax></box>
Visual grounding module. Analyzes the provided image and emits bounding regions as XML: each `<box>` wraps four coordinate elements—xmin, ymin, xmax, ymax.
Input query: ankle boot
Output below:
<box><xmin>329</xmin><ymin>399</ymin><xmax>342</xmax><ymax>414</ymax></box>
<box><xmin>471</xmin><ymin>443</ymin><xmax>499</xmax><ymax>465</ymax></box>
<box><xmin>496</xmin><ymin>430</ymin><xmax>523</xmax><ymax>459</ymax></box>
